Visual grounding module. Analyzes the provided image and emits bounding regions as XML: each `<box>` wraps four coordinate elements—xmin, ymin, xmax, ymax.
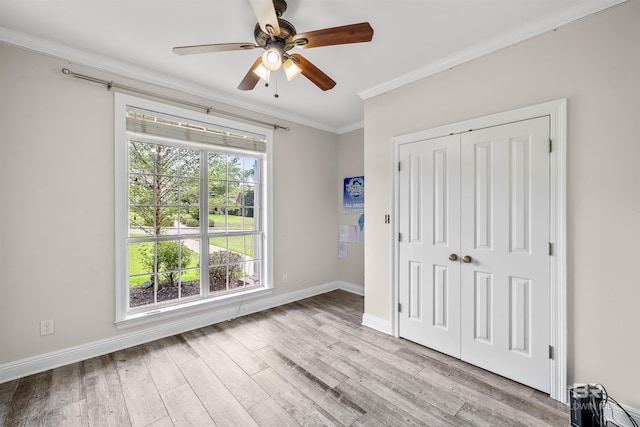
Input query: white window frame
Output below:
<box><xmin>115</xmin><ymin>93</ymin><xmax>273</xmax><ymax>329</ymax></box>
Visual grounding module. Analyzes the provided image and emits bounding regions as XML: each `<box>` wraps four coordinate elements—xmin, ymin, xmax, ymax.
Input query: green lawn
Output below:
<box><xmin>209</xmin><ymin>213</ymin><xmax>254</xmax><ymax>230</ymax></box>
<box><xmin>209</xmin><ymin>236</ymin><xmax>254</xmax><ymax>257</ymax></box>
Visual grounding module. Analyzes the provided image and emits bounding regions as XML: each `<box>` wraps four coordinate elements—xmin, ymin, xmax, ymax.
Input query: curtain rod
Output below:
<box><xmin>61</xmin><ymin>68</ymin><xmax>290</xmax><ymax>131</ymax></box>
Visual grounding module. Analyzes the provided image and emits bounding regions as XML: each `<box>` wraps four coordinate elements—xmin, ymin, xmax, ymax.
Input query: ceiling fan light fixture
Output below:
<box><xmin>253</xmin><ymin>63</ymin><xmax>271</xmax><ymax>82</ymax></box>
<box><xmin>262</xmin><ymin>48</ymin><xmax>282</xmax><ymax>71</ymax></box>
<box><xmin>282</xmin><ymin>57</ymin><xmax>302</xmax><ymax>81</ymax></box>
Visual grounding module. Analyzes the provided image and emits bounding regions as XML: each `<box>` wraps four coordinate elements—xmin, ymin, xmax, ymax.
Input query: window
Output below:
<box><xmin>115</xmin><ymin>94</ymin><xmax>272</xmax><ymax>327</ymax></box>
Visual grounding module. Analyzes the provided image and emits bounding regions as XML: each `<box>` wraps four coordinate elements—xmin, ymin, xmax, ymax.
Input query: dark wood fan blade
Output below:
<box><xmin>173</xmin><ymin>43</ymin><xmax>258</xmax><ymax>55</ymax></box>
<box><xmin>292</xmin><ymin>22</ymin><xmax>373</xmax><ymax>49</ymax></box>
<box><xmin>238</xmin><ymin>57</ymin><xmax>264</xmax><ymax>91</ymax></box>
<box><xmin>249</xmin><ymin>0</ymin><xmax>281</xmax><ymax>36</ymax></box>
<box><xmin>291</xmin><ymin>54</ymin><xmax>336</xmax><ymax>91</ymax></box>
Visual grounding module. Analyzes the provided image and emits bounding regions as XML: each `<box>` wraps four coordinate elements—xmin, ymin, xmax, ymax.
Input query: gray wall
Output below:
<box><xmin>0</xmin><ymin>43</ymin><xmax>341</xmax><ymax>365</ymax></box>
<box><xmin>363</xmin><ymin>1</ymin><xmax>640</xmax><ymax>408</ymax></box>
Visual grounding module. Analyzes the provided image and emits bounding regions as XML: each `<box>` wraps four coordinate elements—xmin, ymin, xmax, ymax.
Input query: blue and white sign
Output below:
<box><xmin>343</xmin><ymin>176</ymin><xmax>364</xmax><ymax>214</ymax></box>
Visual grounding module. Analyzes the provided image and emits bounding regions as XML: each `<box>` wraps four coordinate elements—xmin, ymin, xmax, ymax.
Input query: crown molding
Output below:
<box><xmin>0</xmin><ymin>26</ymin><xmax>341</xmax><ymax>135</ymax></box>
<box><xmin>359</xmin><ymin>0</ymin><xmax>628</xmax><ymax>100</ymax></box>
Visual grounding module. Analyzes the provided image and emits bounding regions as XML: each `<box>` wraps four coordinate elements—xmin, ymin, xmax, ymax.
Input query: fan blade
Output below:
<box><xmin>249</xmin><ymin>0</ymin><xmax>281</xmax><ymax>36</ymax></box>
<box><xmin>291</xmin><ymin>54</ymin><xmax>336</xmax><ymax>91</ymax></box>
<box><xmin>173</xmin><ymin>43</ymin><xmax>258</xmax><ymax>55</ymax></box>
<box><xmin>238</xmin><ymin>57</ymin><xmax>264</xmax><ymax>91</ymax></box>
<box><xmin>293</xmin><ymin>22</ymin><xmax>373</xmax><ymax>49</ymax></box>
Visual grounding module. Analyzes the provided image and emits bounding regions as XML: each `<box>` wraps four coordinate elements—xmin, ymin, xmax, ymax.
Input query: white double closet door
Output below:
<box><xmin>398</xmin><ymin>117</ymin><xmax>551</xmax><ymax>392</ymax></box>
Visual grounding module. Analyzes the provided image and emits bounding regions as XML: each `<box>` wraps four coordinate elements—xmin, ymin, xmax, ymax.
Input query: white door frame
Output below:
<box><xmin>391</xmin><ymin>99</ymin><xmax>567</xmax><ymax>403</ymax></box>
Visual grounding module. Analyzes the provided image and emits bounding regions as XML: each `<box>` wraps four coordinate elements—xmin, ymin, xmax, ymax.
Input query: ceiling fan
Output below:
<box><xmin>172</xmin><ymin>0</ymin><xmax>374</xmax><ymax>92</ymax></box>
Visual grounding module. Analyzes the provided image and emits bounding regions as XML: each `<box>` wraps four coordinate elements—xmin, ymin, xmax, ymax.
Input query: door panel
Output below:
<box><xmin>460</xmin><ymin>117</ymin><xmax>550</xmax><ymax>392</ymax></box>
<box><xmin>398</xmin><ymin>135</ymin><xmax>461</xmax><ymax>358</ymax></box>
<box><xmin>398</xmin><ymin>117</ymin><xmax>550</xmax><ymax>392</ymax></box>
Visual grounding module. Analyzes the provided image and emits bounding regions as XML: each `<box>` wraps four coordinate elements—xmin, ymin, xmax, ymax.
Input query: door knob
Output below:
<box><xmin>462</xmin><ymin>255</ymin><xmax>473</xmax><ymax>263</ymax></box>
<box><xmin>449</xmin><ymin>254</ymin><xmax>458</xmax><ymax>261</ymax></box>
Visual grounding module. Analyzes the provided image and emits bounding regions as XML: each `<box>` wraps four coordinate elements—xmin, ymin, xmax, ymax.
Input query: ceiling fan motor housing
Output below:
<box><xmin>254</xmin><ymin>19</ymin><xmax>297</xmax><ymax>49</ymax></box>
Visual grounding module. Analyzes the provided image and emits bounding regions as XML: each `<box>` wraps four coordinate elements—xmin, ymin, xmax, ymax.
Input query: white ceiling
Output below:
<box><xmin>0</xmin><ymin>0</ymin><xmax>625</xmax><ymax>133</ymax></box>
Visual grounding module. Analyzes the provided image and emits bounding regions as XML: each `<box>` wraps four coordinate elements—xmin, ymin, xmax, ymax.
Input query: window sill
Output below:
<box><xmin>115</xmin><ymin>286</ymin><xmax>273</xmax><ymax>330</ymax></box>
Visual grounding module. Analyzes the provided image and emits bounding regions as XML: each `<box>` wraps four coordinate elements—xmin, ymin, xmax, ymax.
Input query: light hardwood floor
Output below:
<box><xmin>0</xmin><ymin>290</ymin><xmax>568</xmax><ymax>426</ymax></box>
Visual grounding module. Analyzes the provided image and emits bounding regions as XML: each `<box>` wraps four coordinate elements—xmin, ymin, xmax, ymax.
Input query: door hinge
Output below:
<box><xmin>398</xmin><ymin>303</ymin><xmax>402</xmax><ymax>313</ymax></box>
<box><xmin>398</xmin><ymin>232</ymin><xmax>402</xmax><ymax>242</ymax></box>
<box><xmin>549</xmin><ymin>138</ymin><xmax>553</xmax><ymax>153</ymax></box>
<box><xmin>548</xmin><ymin>345</ymin><xmax>554</xmax><ymax>360</ymax></box>
<box><xmin>398</xmin><ymin>162</ymin><xmax>401</xmax><ymax>172</ymax></box>
<box><xmin>548</xmin><ymin>242</ymin><xmax>553</xmax><ymax>256</ymax></box>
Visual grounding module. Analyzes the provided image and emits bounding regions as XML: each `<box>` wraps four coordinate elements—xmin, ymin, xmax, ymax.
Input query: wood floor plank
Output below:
<box><xmin>455</xmin><ymin>401</ymin><xmax>531</xmax><ymax>427</ymax></box>
<box><xmin>47</xmin><ymin>361</ymin><xmax>85</xmax><ymax>411</ymax></box>
<box><xmin>160</xmin><ymin>383</ymin><xmax>215</xmax><ymax>426</ymax></box>
<box><xmin>268</xmin><ymin>305</ymin><xmax>340</xmax><ymax>348</ymax></box>
<box><xmin>203</xmin><ymin>324</ymin><xmax>269</xmax><ymax>376</ymax></box>
<box><xmin>214</xmin><ymin>318</ymin><xmax>270</xmax><ymax>352</ymax></box>
<box><xmin>330</xmin><ymin>356</ymin><xmax>471</xmax><ymax>427</ymax></box>
<box><xmin>396</xmin><ymin>339</ymin><xmax>534</xmax><ymax>398</ymax></box>
<box><xmin>23</xmin><ymin>400</ymin><xmax>86</xmax><ymax>427</ymax></box>
<box><xmin>250</xmin><ymin>316</ymin><xmax>348</xmax><ymax>389</ymax></box>
<box><xmin>84</xmin><ymin>371</ymin><xmax>131</xmax><ymax>427</ymax></box>
<box><xmin>250</xmin><ymin>310</ymin><xmax>345</xmax><ymax>369</ymax></box>
<box><xmin>255</xmin><ymin>346</ymin><xmax>365</xmax><ymax>426</ymax></box>
<box><xmin>142</xmin><ymin>340</ymin><xmax>187</xmax><ymax>394</ymax></box>
<box><xmin>246</xmin><ymin>397</ymin><xmax>300</xmax><ymax>427</ymax></box>
<box><xmin>4</xmin><ymin>370</ymin><xmax>51</xmax><ymax>424</ymax></box>
<box><xmin>182</xmin><ymin>329</ymin><xmax>269</xmax><ymax>409</ymax></box>
<box><xmin>114</xmin><ymin>346</ymin><xmax>168</xmax><ymax>427</ymax></box>
<box><xmin>179</xmin><ymin>357</ymin><xmax>258</xmax><ymax>427</ymax></box>
<box><xmin>321</xmin><ymin>324</ymin><xmax>424</xmax><ymax>376</ymax></box>
<box><xmin>251</xmin><ymin>368</ymin><xmax>339</xmax><ymax>427</ymax></box>
<box><xmin>334</xmin><ymin>378</ymin><xmax>428</xmax><ymax>426</ymax></box>
<box><xmin>146</xmin><ymin>416</ymin><xmax>175</xmax><ymax>427</ymax></box>
<box><xmin>82</xmin><ymin>353</ymin><xmax>116</xmax><ymax>379</ymax></box>
<box><xmin>0</xmin><ymin>379</ymin><xmax>18</xmax><ymax>425</ymax></box>
<box><xmin>328</xmin><ymin>340</ymin><xmax>466</xmax><ymax>417</ymax></box>
<box><xmin>416</xmin><ymin>364</ymin><xmax>566</xmax><ymax>426</ymax></box>
<box><xmin>157</xmin><ymin>334</ymin><xmax>199</xmax><ymax>366</ymax></box>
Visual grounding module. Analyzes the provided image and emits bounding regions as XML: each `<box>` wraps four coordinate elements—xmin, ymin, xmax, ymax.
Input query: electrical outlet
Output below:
<box><xmin>282</xmin><ymin>274</ymin><xmax>288</xmax><ymax>284</ymax></box>
<box><xmin>40</xmin><ymin>319</ymin><xmax>54</xmax><ymax>336</ymax></box>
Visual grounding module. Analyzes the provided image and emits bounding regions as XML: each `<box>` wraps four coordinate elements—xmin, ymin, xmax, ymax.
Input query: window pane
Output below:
<box><xmin>209</xmin><ymin>245</ymin><xmax>229</xmax><ymax>293</ymax></box>
<box><xmin>129</xmin><ymin>207</ymin><xmax>156</xmax><ymax>237</ymax></box>
<box><xmin>227</xmin><ymin>235</ymin><xmax>247</xmax><ymax>261</ymax></box>
<box><xmin>157</xmin><ymin>207</ymin><xmax>177</xmax><ymax>234</ymax></box>
<box><xmin>179</xmin><ymin>148</ymin><xmax>200</xmax><ymax>178</ymax></box>
<box><xmin>129</xmin><ymin>174</ymin><xmax>154</xmax><ymax>205</ymax></box>
<box><xmin>209</xmin><ymin>180</ymin><xmax>226</xmax><ymax>207</ymax></box>
<box><xmin>243</xmin><ymin>157</ymin><xmax>259</xmax><ymax>183</ymax></box>
<box><xmin>155</xmin><ymin>145</ymin><xmax>180</xmax><ymax>176</ymax></box>
<box><xmin>208</xmin><ymin>153</ymin><xmax>226</xmax><ymax>179</ymax></box>
<box><xmin>227</xmin><ymin>155</ymin><xmax>243</xmax><ymax>181</ymax></box>
<box><xmin>208</xmin><ymin>207</ymin><xmax>226</xmax><ymax>232</ymax></box>
<box><xmin>181</xmin><ymin>269</ymin><xmax>201</xmax><ymax>299</ymax></box>
<box><xmin>242</xmin><ymin>260</ymin><xmax>261</xmax><ymax>288</ymax></box>
<box><xmin>129</xmin><ymin>242</ymin><xmax>154</xmax><ymax>279</ymax></box>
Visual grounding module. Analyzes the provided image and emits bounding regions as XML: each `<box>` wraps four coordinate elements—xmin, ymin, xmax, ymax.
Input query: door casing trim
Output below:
<box><xmin>391</xmin><ymin>99</ymin><xmax>567</xmax><ymax>403</ymax></box>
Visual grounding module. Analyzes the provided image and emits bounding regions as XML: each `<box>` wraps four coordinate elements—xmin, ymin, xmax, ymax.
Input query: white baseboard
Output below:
<box><xmin>604</xmin><ymin>401</ymin><xmax>640</xmax><ymax>427</ymax></box>
<box><xmin>0</xmin><ymin>281</ymin><xmax>363</xmax><ymax>384</ymax></box>
<box><xmin>361</xmin><ymin>313</ymin><xmax>392</xmax><ymax>335</ymax></box>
